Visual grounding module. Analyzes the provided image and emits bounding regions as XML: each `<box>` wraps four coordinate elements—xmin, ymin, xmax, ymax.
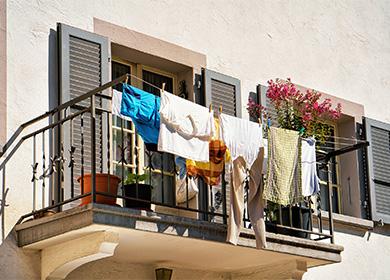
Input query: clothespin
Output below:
<box><xmin>299</xmin><ymin>127</ymin><xmax>305</xmax><ymax>136</ymax></box>
<box><xmin>209</xmin><ymin>104</ymin><xmax>213</xmax><ymax>112</ymax></box>
<box><xmin>267</xmin><ymin>118</ymin><xmax>271</xmax><ymax>129</ymax></box>
<box><xmin>258</xmin><ymin>117</ymin><xmax>262</xmax><ymax>126</ymax></box>
<box><xmin>124</xmin><ymin>75</ymin><xmax>129</xmax><ymax>85</ymax></box>
<box><xmin>162</xmin><ymin>83</ymin><xmax>166</xmax><ymax>93</ymax></box>
<box><xmin>219</xmin><ymin>105</ymin><xmax>223</xmax><ymax>114</ymax></box>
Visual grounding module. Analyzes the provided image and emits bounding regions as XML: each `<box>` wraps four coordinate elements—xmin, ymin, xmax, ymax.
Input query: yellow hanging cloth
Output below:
<box><xmin>186</xmin><ymin>118</ymin><xmax>231</xmax><ymax>186</ymax></box>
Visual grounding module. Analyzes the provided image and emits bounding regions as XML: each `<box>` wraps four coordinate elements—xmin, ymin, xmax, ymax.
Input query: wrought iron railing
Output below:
<box><xmin>0</xmin><ymin>74</ymin><xmax>368</xmax><ymax>244</ymax></box>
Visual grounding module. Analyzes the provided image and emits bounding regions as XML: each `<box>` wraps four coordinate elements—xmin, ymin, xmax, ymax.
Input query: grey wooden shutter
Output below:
<box><xmin>258</xmin><ymin>84</ymin><xmax>278</xmax><ymax>127</ymax></box>
<box><xmin>203</xmin><ymin>69</ymin><xmax>241</xmax><ymax>222</ymax></box>
<box><xmin>58</xmin><ymin>23</ymin><xmax>110</xmax><ymax>201</ymax></box>
<box><xmin>365</xmin><ymin>117</ymin><xmax>390</xmax><ymax>224</ymax></box>
<box><xmin>204</xmin><ymin>69</ymin><xmax>241</xmax><ymax>117</ymax></box>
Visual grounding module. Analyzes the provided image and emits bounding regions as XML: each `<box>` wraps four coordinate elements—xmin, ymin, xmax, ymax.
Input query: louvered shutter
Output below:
<box><xmin>203</xmin><ymin>69</ymin><xmax>241</xmax><ymax>222</ymax></box>
<box><xmin>204</xmin><ymin>69</ymin><xmax>241</xmax><ymax>117</ymax></box>
<box><xmin>58</xmin><ymin>23</ymin><xmax>109</xmax><ymax>202</ymax></box>
<box><xmin>258</xmin><ymin>84</ymin><xmax>278</xmax><ymax>127</ymax></box>
<box><xmin>365</xmin><ymin>117</ymin><xmax>390</xmax><ymax>224</ymax></box>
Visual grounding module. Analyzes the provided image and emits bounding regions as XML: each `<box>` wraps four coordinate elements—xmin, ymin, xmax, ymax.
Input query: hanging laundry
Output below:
<box><xmin>186</xmin><ymin>140</ymin><xmax>230</xmax><ymax>186</ymax></box>
<box><xmin>175</xmin><ymin>156</ymin><xmax>198</xmax><ymax>203</ymax></box>
<box><xmin>227</xmin><ymin>148</ymin><xmax>267</xmax><ymax>249</ymax></box>
<box><xmin>158</xmin><ymin>91</ymin><xmax>215</xmax><ymax>162</ymax></box>
<box><xmin>219</xmin><ymin>113</ymin><xmax>263</xmax><ymax>167</ymax></box>
<box><xmin>263</xmin><ymin>127</ymin><xmax>303</xmax><ymax>206</ymax></box>
<box><xmin>112</xmin><ymin>89</ymin><xmax>132</xmax><ymax>121</ymax></box>
<box><xmin>186</xmin><ymin>118</ymin><xmax>231</xmax><ymax>186</ymax></box>
<box><xmin>301</xmin><ymin>137</ymin><xmax>320</xmax><ymax>197</ymax></box>
<box><xmin>120</xmin><ymin>84</ymin><xmax>160</xmax><ymax>145</ymax></box>
<box><xmin>218</xmin><ymin>113</ymin><xmax>266</xmax><ymax>249</ymax></box>
<box><xmin>175</xmin><ymin>156</ymin><xmax>187</xmax><ymax>180</ymax></box>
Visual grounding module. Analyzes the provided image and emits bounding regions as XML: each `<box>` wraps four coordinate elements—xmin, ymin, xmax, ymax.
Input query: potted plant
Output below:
<box><xmin>122</xmin><ymin>173</ymin><xmax>152</xmax><ymax>210</ymax></box>
<box><xmin>77</xmin><ymin>173</ymin><xmax>121</xmax><ymax>206</ymax></box>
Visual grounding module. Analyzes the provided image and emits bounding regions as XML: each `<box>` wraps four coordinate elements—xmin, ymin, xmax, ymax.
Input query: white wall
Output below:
<box><xmin>304</xmin><ymin>226</ymin><xmax>390</xmax><ymax>280</ymax></box>
<box><xmin>7</xmin><ymin>0</ymin><xmax>390</xmax><ymax>136</ymax></box>
<box><xmin>3</xmin><ymin>0</ymin><xmax>390</xmax><ymax>278</ymax></box>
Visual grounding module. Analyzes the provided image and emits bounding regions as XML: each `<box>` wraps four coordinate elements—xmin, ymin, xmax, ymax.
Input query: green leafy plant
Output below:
<box><xmin>124</xmin><ymin>173</ymin><xmax>150</xmax><ymax>185</ymax></box>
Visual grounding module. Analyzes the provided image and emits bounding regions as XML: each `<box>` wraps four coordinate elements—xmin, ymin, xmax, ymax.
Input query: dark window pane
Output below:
<box><xmin>142</xmin><ymin>69</ymin><xmax>175</xmax><ymax>206</ymax></box>
<box><xmin>112</xmin><ymin>61</ymin><xmax>131</xmax><ymax>91</ymax></box>
<box><xmin>142</xmin><ymin>70</ymin><xmax>173</xmax><ymax>96</ymax></box>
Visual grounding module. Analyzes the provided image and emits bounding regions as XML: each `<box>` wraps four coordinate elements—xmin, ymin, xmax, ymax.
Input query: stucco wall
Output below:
<box><xmin>2</xmin><ymin>0</ymin><xmax>390</xmax><ymax>279</ymax></box>
<box><xmin>304</xmin><ymin>225</ymin><xmax>390</xmax><ymax>280</ymax></box>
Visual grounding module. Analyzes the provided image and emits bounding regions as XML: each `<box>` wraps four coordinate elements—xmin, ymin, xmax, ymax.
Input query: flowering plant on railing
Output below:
<box><xmin>265</xmin><ymin>78</ymin><xmax>342</xmax><ymax>142</ymax></box>
<box><xmin>247</xmin><ymin>98</ymin><xmax>267</xmax><ymax>121</ymax></box>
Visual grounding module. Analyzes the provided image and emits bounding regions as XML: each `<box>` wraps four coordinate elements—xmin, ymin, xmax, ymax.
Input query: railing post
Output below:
<box><xmin>90</xmin><ymin>95</ymin><xmax>97</xmax><ymax>204</ymax></box>
<box><xmin>327</xmin><ymin>161</ymin><xmax>335</xmax><ymax>243</ymax></box>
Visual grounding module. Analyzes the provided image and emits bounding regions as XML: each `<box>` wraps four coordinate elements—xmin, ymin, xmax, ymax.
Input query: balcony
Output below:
<box><xmin>0</xmin><ymin>74</ymin><xmax>365</xmax><ymax>279</ymax></box>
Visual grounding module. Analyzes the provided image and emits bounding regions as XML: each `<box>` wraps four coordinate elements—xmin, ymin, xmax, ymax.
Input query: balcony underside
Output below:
<box><xmin>15</xmin><ymin>204</ymin><xmax>343</xmax><ymax>278</ymax></box>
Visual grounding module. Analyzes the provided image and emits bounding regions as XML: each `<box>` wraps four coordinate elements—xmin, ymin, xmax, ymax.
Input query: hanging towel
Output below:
<box><xmin>219</xmin><ymin>113</ymin><xmax>263</xmax><ymax>167</ymax></box>
<box><xmin>302</xmin><ymin>137</ymin><xmax>320</xmax><ymax>197</ymax></box>
<box><xmin>227</xmin><ymin>148</ymin><xmax>267</xmax><ymax>249</ymax></box>
<box><xmin>186</xmin><ymin>119</ymin><xmax>231</xmax><ymax>186</ymax></box>
<box><xmin>158</xmin><ymin>91</ymin><xmax>215</xmax><ymax>162</ymax></box>
<box><xmin>112</xmin><ymin>89</ymin><xmax>132</xmax><ymax>121</ymax></box>
<box><xmin>263</xmin><ymin>127</ymin><xmax>302</xmax><ymax>206</ymax></box>
<box><xmin>120</xmin><ymin>84</ymin><xmax>160</xmax><ymax>144</ymax></box>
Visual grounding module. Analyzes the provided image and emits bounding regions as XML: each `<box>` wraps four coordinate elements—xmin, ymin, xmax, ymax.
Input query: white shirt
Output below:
<box><xmin>158</xmin><ymin>91</ymin><xmax>215</xmax><ymax>162</ymax></box>
<box><xmin>112</xmin><ymin>89</ymin><xmax>132</xmax><ymax>121</ymax></box>
<box><xmin>219</xmin><ymin>113</ymin><xmax>263</xmax><ymax>168</ymax></box>
<box><xmin>302</xmin><ymin>138</ymin><xmax>320</xmax><ymax>197</ymax></box>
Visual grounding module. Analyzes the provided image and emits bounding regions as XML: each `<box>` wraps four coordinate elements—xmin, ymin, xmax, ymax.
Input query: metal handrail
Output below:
<box><xmin>0</xmin><ymin>74</ymin><xmax>129</xmax><ymax>159</ymax></box>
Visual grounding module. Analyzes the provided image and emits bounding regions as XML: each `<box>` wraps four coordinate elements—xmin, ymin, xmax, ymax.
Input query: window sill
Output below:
<box><xmin>319</xmin><ymin>211</ymin><xmax>374</xmax><ymax>231</ymax></box>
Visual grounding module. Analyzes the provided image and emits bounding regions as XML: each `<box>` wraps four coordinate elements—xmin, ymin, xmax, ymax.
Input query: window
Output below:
<box><xmin>317</xmin><ymin>126</ymin><xmax>342</xmax><ymax>214</ymax></box>
<box><xmin>142</xmin><ymin>67</ymin><xmax>176</xmax><ymax>205</ymax></box>
<box><xmin>111</xmin><ymin>60</ymin><xmax>140</xmax><ymax>187</ymax></box>
<box><xmin>111</xmin><ymin>60</ymin><xmax>176</xmax><ymax>206</ymax></box>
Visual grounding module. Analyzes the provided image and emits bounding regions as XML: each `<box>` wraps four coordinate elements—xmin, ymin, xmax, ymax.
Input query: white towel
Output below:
<box><xmin>302</xmin><ymin>138</ymin><xmax>320</xmax><ymax>197</ymax></box>
<box><xmin>112</xmin><ymin>89</ymin><xmax>132</xmax><ymax>121</ymax></box>
<box><xmin>219</xmin><ymin>113</ymin><xmax>263</xmax><ymax>167</ymax></box>
<box><xmin>158</xmin><ymin>91</ymin><xmax>215</xmax><ymax>162</ymax></box>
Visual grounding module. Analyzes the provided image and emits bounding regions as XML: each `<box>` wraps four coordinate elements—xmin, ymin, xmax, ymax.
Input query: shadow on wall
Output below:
<box><xmin>0</xmin><ymin>228</ymin><xmax>40</xmax><ymax>279</ymax></box>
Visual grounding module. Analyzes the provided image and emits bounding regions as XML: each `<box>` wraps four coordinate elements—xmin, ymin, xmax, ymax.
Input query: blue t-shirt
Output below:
<box><xmin>120</xmin><ymin>84</ymin><xmax>160</xmax><ymax>144</ymax></box>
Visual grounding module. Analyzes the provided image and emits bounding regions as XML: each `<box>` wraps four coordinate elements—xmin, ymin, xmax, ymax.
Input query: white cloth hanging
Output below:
<box><xmin>112</xmin><ymin>89</ymin><xmax>132</xmax><ymax>121</ymax></box>
<box><xmin>301</xmin><ymin>137</ymin><xmax>320</xmax><ymax>197</ymax></box>
<box><xmin>218</xmin><ymin>113</ymin><xmax>263</xmax><ymax>167</ymax></box>
<box><xmin>158</xmin><ymin>91</ymin><xmax>215</xmax><ymax>162</ymax></box>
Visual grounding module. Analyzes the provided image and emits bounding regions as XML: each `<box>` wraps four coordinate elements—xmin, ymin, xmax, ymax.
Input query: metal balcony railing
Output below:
<box><xmin>0</xmin><ymin>74</ymin><xmax>369</xmax><ymax>244</ymax></box>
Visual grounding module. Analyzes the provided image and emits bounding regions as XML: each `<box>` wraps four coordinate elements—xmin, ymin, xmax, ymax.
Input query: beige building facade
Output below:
<box><xmin>0</xmin><ymin>1</ymin><xmax>390</xmax><ymax>279</ymax></box>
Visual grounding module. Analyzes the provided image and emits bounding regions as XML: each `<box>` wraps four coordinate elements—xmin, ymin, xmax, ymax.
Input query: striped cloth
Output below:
<box><xmin>263</xmin><ymin>127</ymin><xmax>302</xmax><ymax>205</ymax></box>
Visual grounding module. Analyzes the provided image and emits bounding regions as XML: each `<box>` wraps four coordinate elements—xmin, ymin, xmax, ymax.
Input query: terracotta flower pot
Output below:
<box><xmin>77</xmin><ymin>173</ymin><xmax>121</xmax><ymax>206</ymax></box>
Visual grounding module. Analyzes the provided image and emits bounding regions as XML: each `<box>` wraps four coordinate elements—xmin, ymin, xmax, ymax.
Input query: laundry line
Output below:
<box><xmin>114</xmin><ymin>76</ymin><xmax>367</xmax><ymax>150</ymax></box>
<box><xmin>122</xmin><ymin>72</ymin><xmax>164</xmax><ymax>92</ymax></box>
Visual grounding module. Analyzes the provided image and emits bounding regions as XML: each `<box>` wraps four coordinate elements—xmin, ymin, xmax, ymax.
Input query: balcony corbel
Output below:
<box><xmin>41</xmin><ymin>231</ymin><xmax>119</xmax><ymax>280</ymax></box>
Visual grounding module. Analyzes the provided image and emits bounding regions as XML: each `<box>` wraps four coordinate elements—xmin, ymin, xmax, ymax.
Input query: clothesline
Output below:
<box><xmin>124</xmin><ymin>73</ymin><xmax>164</xmax><ymax>92</ymax></box>
<box><xmin>115</xmin><ymin>79</ymin><xmax>366</xmax><ymax>147</ymax></box>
